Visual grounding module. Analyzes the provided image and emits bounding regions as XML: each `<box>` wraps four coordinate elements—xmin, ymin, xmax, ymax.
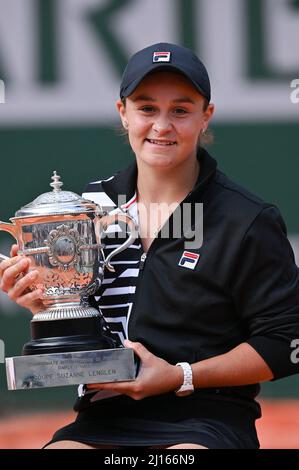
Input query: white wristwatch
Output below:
<box><xmin>175</xmin><ymin>362</ymin><xmax>194</xmax><ymax>397</ymax></box>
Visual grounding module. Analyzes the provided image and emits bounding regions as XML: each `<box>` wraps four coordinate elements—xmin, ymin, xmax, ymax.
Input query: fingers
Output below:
<box><xmin>0</xmin><ymin>257</ymin><xmax>30</xmax><ymax>292</ymax></box>
<box><xmin>86</xmin><ymin>384</ymin><xmax>102</xmax><ymax>390</ymax></box>
<box><xmin>0</xmin><ymin>245</ymin><xmax>21</xmax><ymax>280</ymax></box>
<box><xmin>86</xmin><ymin>381</ymin><xmax>143</xmax><ymax>400</ymax></box>
<box><xmin>0</xmin><ymin>254</ymin><xmax>44</xmax><ymax>313</ymax></box>
<box><xmin>0</xmin><ymin>255</ymin><xmax>26</xmax><ymax>278</ymax></box>
<box><xmin>10</xmin><ymin>244</ymin><xmax>19</xmax><ymax>257</ymax></box>
<box><xmin>14</xmin><ymin>288</ymin><xmax>44</xmax><ymax>309</ymax></box>
<box><xmin>124</xmin><ymin>340</ymin><xmax>152</xmax><ymax>361</ymax></box>
<box><xmin>86</xmin><ymin>342</ymin><xmax>147</xmax><ymax>398</ymax></box>
<box><xmin>7</xmin><ymin>270</ymin><xmax>39</xmax><ymax>301</ymax></box>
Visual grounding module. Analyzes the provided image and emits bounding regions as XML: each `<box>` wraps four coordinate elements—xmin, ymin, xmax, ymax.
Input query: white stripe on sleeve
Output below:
<box><xmin>102</xmin><ymin>286</ymin><xmax>136</xmax><ymax>296</ymax></box>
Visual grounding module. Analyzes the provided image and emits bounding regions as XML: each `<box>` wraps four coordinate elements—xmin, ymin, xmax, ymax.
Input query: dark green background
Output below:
<box><xmin>0</xmin><ymin>122</ymin><xmax>299</xmax><ymax>413</ymax></box>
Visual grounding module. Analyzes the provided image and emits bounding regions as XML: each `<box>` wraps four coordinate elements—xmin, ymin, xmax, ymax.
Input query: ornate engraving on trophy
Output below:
<box><xmin>33</xmin><ymin>265</ymin><xmax>95</xmax><ymax>297</ymax></box>
<box><xmin>46</xmin><ymin>224</ymin><xmax>84</xmax><ymax>270</ymax></box>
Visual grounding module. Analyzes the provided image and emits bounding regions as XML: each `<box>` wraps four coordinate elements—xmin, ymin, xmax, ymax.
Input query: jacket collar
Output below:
<box><xmin>102</xmin><ymin>147</ymin><xmax>217</xmax><ymax>208</ymax></box>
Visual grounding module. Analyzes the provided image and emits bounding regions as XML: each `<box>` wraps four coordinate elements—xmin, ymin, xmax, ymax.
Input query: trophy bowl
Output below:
<box><xmin>0</xmin><ymin>171</ymin><xmax>138</xmax><ymax>389</ymax></box>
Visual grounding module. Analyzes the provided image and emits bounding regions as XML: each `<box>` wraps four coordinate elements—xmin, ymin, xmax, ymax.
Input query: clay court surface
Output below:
<box><xmin>0</xmin><ymin>400</ymin><xmax>298</xmax><ymax>449</ymax></box>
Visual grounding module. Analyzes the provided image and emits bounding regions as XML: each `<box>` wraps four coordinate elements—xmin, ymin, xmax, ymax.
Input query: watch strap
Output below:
<box><xmin>175</xmin><ymin>362</ymin><xmax>194</xmax><ymax>396</ymax></box>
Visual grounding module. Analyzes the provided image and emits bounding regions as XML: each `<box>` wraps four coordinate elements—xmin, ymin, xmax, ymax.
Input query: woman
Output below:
<box><xmin>1</xmin><ymin>43</ymin><xmax>299</xmax><ymax>449</ymax></box>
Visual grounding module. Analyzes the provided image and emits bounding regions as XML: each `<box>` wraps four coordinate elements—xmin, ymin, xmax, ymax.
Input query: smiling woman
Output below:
<box><xmin>115</xmin><ymin>70</ymin><xmax>213</xmax><ymax>254</ymax></box>
<box><xmin>1</xmin><ymin>42</ymin><xmax>299</xmax><ymax>450</ymax></box>
<box><xmin>117</xmin><ymin>71</ymin><xmax>213</xmax><ymax>175</ymax></box>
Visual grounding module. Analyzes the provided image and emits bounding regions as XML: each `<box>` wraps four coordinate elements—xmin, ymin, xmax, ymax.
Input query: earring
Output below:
<box><xmin>123</xmin><ymin>121</ymin><xmax>128</xmax><ymax>129</ymax></box>
<box><xmin>201</xmin><ymin>128</ymin><xmax>206</xmax><ymax>135</ymax></box>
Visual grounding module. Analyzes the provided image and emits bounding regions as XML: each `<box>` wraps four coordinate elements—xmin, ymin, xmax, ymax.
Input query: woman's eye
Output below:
<box><xmin>173</xmin><ymin>108</ymin><xmax>188</xmax><ymax>115</ymax></box>
<box><xmin>140</xmin><ymin>106</ymin><xmax>155</xmax><ymax>113</ymax></box>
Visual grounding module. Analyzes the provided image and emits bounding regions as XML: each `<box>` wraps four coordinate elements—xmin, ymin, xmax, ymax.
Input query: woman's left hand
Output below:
<box><xmin>86</xmin><ymin>340</ymin><xmax>183</xmax><ymax>400</ymax></box>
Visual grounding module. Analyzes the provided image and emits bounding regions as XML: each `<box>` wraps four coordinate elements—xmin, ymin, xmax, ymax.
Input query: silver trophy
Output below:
<box><xmin>0</xmin><ymin>171</ymin><xmax>138</xmax><ymax>390</ymax></box>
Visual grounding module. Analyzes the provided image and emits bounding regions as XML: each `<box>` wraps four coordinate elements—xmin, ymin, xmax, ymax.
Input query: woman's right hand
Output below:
<box><xmin>0</xmin><ymin>244</ymin><xmax>44</xmax><ymax>315</ymax></box>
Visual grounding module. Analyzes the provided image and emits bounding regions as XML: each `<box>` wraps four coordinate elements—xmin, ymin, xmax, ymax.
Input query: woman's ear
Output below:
<box><xmin>204</xmin><ymin>103</ymin><xmax>215</xmax><ymax>127</ymax></box>
<box><xmin>116</xmin><ymin>99</ymin><xmax>128</xmax><ymax>129</ymax></box>
<box><xmin>116</xmin><ymin>99</ymin><xmax>126</xmax><ymax>120</ymax></box>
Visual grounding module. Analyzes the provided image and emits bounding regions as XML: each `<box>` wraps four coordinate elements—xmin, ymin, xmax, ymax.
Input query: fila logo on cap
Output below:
<box><xmin>153</xmin><ymin>51</ymin><xmax>171</xmax><ymax>63</ymax></box>
<box><xmin>178</xmin><ymin>251</ymin><xmax>200</xmax><ymax>270</ymax></box>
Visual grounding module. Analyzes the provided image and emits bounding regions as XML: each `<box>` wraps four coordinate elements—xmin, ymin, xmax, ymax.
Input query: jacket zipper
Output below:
<box><xmin>126</xmin><ymin>202</ymin><xmax>179</xmax><ymax>339</ymax></box>
<box><xmin>125</xmin><ymin>186</ymin><xmax>191</xmax><ymax>339</ymax></box>
<box><xmin>139</xmin><ymin>252</ymin><xmax>147</xmax><ymax>270</ymax></box>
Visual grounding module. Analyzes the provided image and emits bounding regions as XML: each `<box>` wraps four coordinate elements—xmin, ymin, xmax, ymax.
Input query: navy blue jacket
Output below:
<box><xmin>83</xmin><ymin>148</ymin><xmax>299</xmax><ymax>405</ymax></box>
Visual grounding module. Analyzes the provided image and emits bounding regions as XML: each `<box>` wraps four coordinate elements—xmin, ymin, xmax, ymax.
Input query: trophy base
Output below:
<box><xmin>5</xmin><ymin>347</ymin><xmax>135</xmax><ymax>390</ymax></box>
<box><xmin>24</xmin><ymin>315</ymin><xmax>121</xmax><ymax>355</ymax></box>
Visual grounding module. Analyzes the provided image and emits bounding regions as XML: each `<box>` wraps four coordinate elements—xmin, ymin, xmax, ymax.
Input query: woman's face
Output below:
<box><xmin>117</xmin><ymin>71</ymin><xmax>214</xmax><ymax>171</ymax></box>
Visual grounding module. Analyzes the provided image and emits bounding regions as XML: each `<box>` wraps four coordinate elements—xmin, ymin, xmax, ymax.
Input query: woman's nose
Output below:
<box><xmin>152</xmin><ymin>117</ymin><xmax>172</xmax><ymax>133</ymax></box>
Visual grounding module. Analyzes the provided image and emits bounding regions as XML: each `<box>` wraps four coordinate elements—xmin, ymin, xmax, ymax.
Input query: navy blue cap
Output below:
<box><xmin>120</xmin><ymin>42</ymin><xmax>211</xmax><ymax>102</ymax></box>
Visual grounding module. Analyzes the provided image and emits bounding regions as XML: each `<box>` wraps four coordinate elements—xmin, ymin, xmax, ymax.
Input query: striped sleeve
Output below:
<box><xmin>82</xmin><ymin>179</ymin><xmax>116</xmax><ymax>212</ymax></box>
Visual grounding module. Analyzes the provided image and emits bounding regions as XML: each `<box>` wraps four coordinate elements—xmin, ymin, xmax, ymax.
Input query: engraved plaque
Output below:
<box><xmin>6</xmin><ymin>348</ymin><xmax>135</xmax><ymax>390</ymax></box>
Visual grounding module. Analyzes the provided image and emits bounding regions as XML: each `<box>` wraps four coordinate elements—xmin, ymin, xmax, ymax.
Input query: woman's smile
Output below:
<box><xmin>145</xmin><ymin>138</ymin><xmax>177</xmax><ymax>147</ymax></box>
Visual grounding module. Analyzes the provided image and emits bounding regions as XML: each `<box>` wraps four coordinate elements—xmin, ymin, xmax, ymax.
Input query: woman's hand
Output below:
<box><xmin>0</xmin><ymin>244</ymin><xmax>44</xmax><ymax>315</ymax></box>
<box><xmin>86</xmin><ymin>340</ymin><xmax>183</xmax><ymax>400</ymax></box>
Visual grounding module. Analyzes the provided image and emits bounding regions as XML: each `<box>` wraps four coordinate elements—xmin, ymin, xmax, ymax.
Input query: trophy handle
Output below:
<box><xmin>0</xmin><ymin>221</ymin><xmax>18</xmax><ymax>262</ymax></box>
<box><xmin>95</xmin><ymin>212</ymin><xmax>138</xmax><ymax>273</ymax></box>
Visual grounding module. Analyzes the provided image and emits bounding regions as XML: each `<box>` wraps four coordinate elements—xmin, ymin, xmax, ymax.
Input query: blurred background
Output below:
<box><xmin>0</xmin><ymin>0</ymin><xmax>298</xmax><ymax>448</ymax></box>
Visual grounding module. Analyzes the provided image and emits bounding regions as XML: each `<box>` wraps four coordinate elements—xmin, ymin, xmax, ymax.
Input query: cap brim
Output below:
<box><xmin>121</xmin><ymin>64</ymin><xmax>209</xmax><ymax>101</ymax></box>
